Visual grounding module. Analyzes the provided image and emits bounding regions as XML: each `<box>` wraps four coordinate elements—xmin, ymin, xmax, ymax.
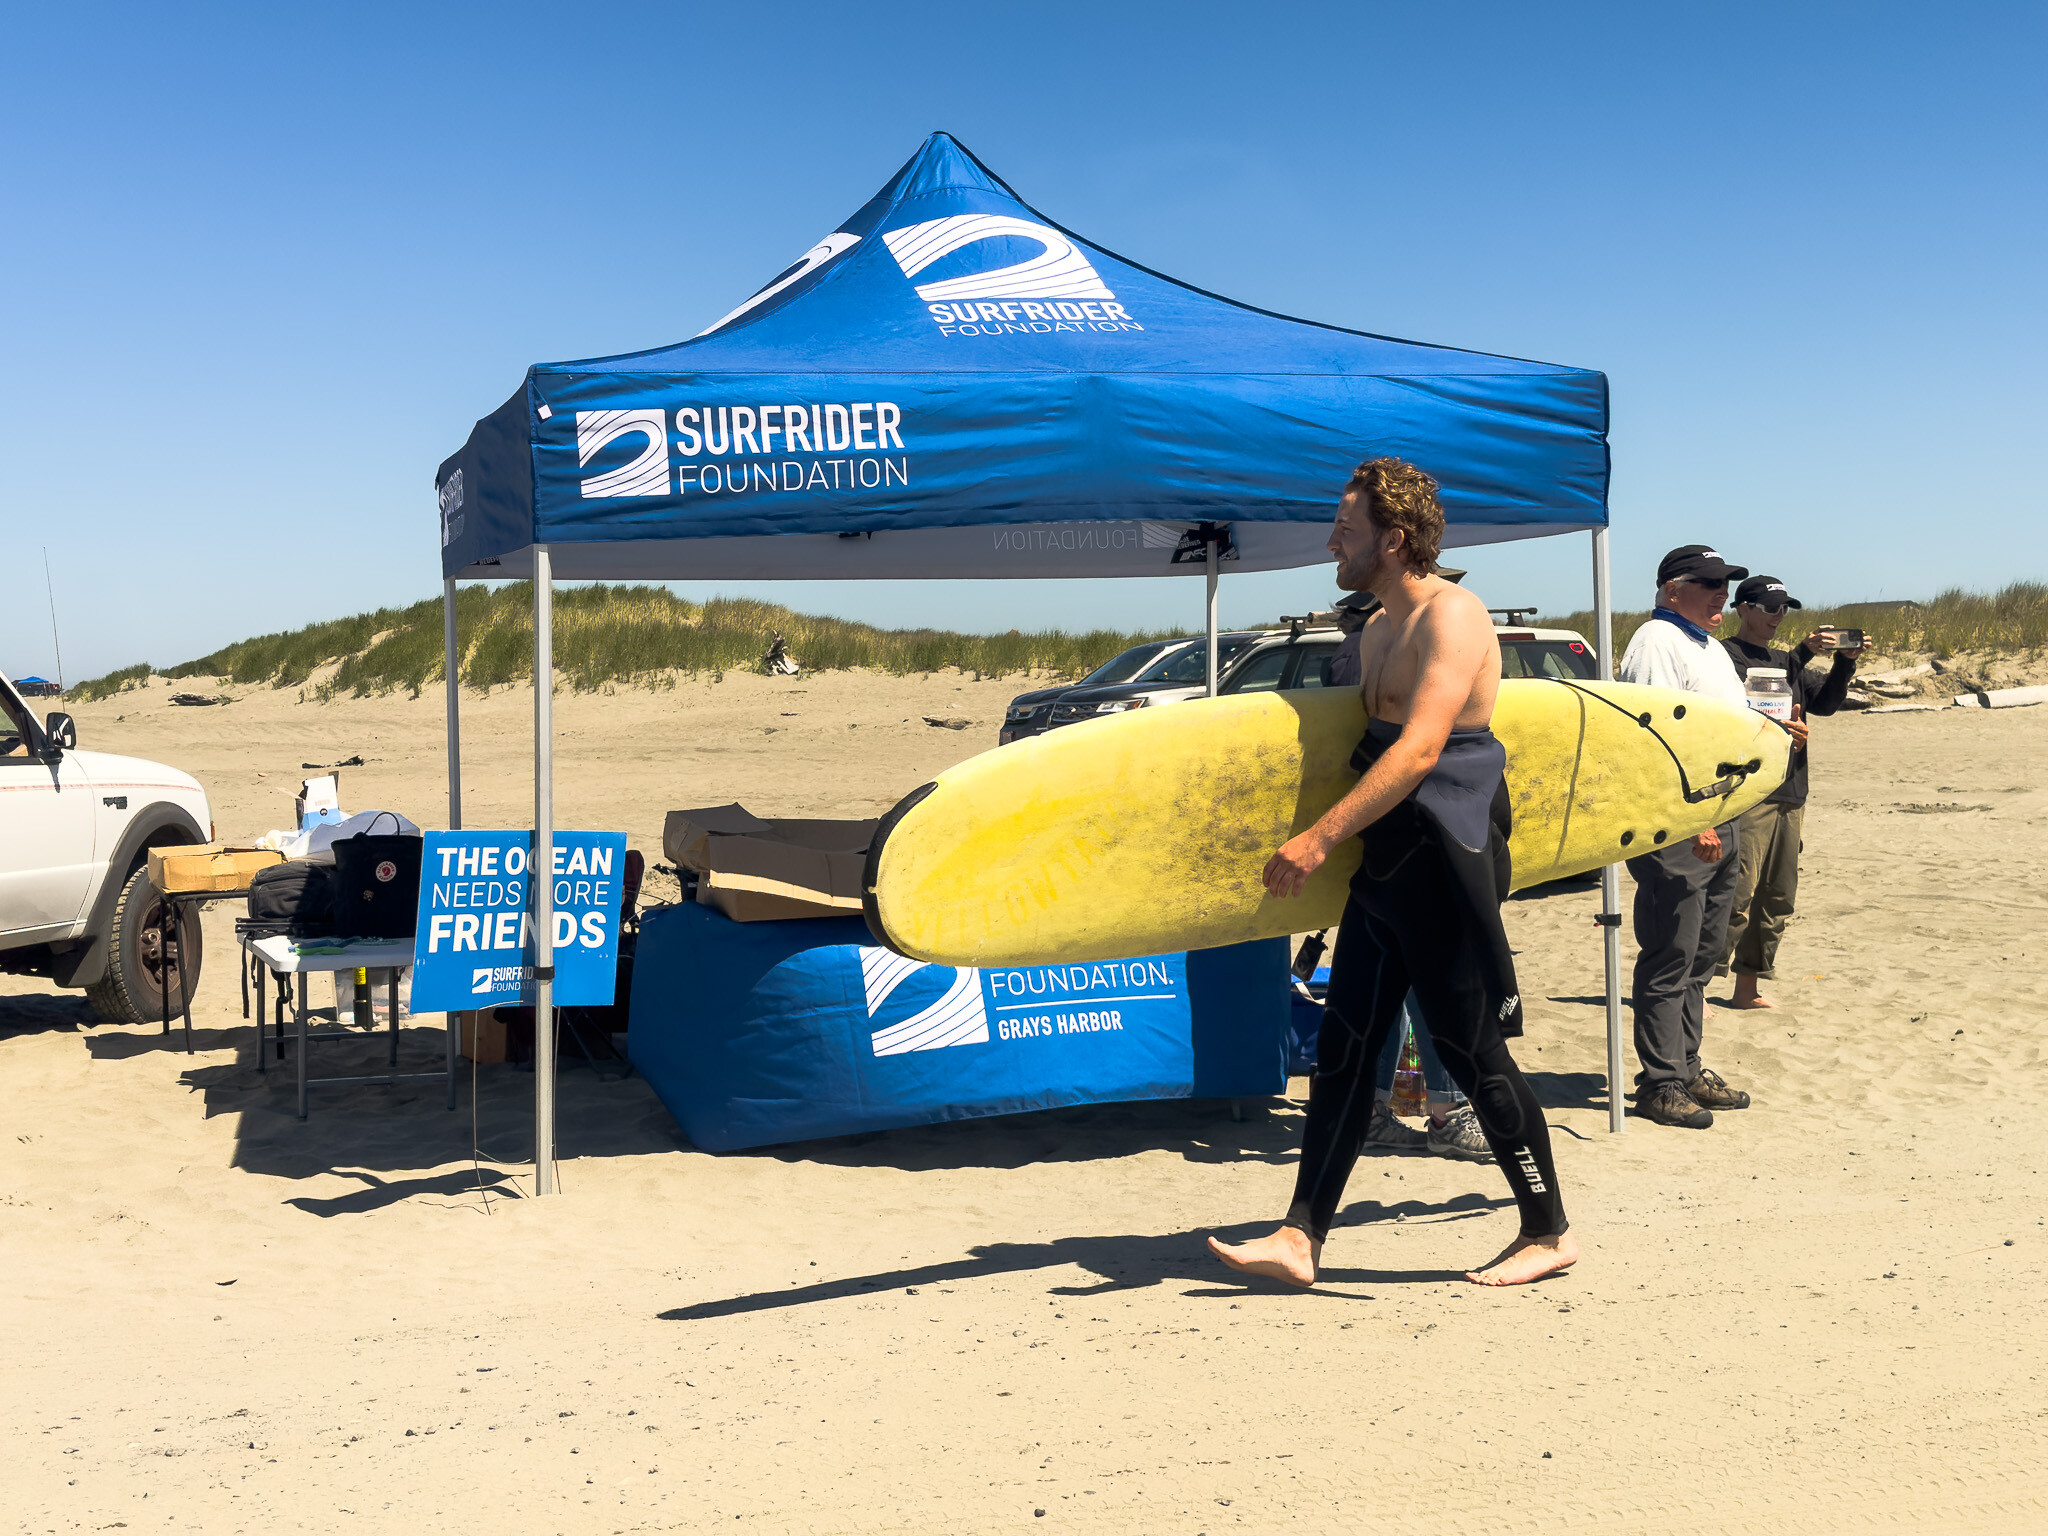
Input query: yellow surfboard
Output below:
<box><xmin>864</xmin><ymin>679</ymin><xmax>1790</xmax><ymax>966</ymax></box>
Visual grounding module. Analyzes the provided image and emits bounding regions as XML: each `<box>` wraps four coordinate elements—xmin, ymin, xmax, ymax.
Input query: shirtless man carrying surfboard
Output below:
<box><xmin>1209</xmin><ymin>457</ymin><xmax>1578</xmax><ymax>1288</ymax></box>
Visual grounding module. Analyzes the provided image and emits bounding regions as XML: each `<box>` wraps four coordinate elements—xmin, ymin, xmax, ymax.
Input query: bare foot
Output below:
<box><xmin>1465</xmin><ymin>1230</ymin><xmax>1579</xmax><ymax>1287</ymax></box>
<box><xmin>1208</xmin><ymin>1226</ymin><xmax>1320</xmax><ymax>1288</ymax></box>
<box><xmin>1728</xmin><ymin>979</ymin><xmax>1776</xmax><ymax>1009</ymax></box>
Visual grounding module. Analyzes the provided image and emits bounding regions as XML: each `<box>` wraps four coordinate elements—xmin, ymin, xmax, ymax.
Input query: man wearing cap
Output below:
<box><xmin>1615</xmin><ymin>546</ymin><xmax>1754</xmax><ymax>1129</ymax></box>
<box><xmin>1717</xmin><ymin>576</ymin><xmax>1868</xmax><ymax>1008</ymax></box>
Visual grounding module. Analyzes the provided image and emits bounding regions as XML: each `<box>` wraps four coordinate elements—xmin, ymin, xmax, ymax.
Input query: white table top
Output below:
<box><xmin>240</xmin><ymin>933</ymin><xmax>416</xmax><ymax>973</ymax></box>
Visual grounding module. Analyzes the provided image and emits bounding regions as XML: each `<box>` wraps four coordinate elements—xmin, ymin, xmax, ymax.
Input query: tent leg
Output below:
<box><xmin>444</xmin><ymin>578</ymin><xmax>463</xmax><ymax>831</ymax></box>
<box><xmin>533</xmin><ymin>549</ymin><xmax>558</xmax><ymax>1194</ymax></box>
<box><xmin>1592</xmin><ymin>527</ymin><xmax>1625</xmax><ymax>1133</ymax></box>
<box><xmin>443</xmin><ymin>577</ymin><xmax>468</xmax><ymax>1086</ymax></box>
<box><xmin>1205</xmin><ymin>539</ymin><xmax>1220</xmax><ymax>699</ymax></box>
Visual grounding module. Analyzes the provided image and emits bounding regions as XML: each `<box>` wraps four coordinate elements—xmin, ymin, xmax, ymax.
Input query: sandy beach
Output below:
<box><xmin>5</xmin><ymin>668</ymin><xmax>2045</xmax><ymax>1535</ymax></box>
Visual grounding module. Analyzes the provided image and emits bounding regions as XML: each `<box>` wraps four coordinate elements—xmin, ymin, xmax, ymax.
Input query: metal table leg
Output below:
<box><xmin>178</xmin><ymin>906</ymin><xmax>195</xmax><ymax>1055</ymax></box>
<box><xmin>296</xmin><ymin>972</ymin><xmax>309</xmax><ymax>1120</ymax></box>
<box><xmin>446</xmin><ymin>1006</ymin><xmax>459</xmax><ymax>1111</ymax></box>
<box><xmin>159</xmin><ymin>900</ymin><xmax>172</xmax><ymax>1039</ymax></box>
<box><xmin>386</xmin><ymin>968</ymin><xmax>399</xmax><ymax>1076</ymax></box>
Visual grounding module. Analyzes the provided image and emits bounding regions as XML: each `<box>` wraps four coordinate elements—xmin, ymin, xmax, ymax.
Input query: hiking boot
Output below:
<box><xmin>1425</xmin><ymin>1104</ymin><xmax>1494</xmax><ymax>1162</ymax></box>
<box><xmin>1687</xmin><ymin>1066</ymin><xmax>1751</xmax><ymax>1110</ymax></box>
<box><xmin>1365</xmin><ymin>1101</ymin><xmax>1427</xmax><ymax>1150</ymax></box>
<box><xmin>1635</xmin><ymin>1080</ymin><xmax>1713</xmax><ymax>1129</ymax></box>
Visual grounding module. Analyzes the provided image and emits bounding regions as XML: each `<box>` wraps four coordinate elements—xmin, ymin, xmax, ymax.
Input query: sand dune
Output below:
<box><xmin>4</xmin><ymin>671</ymin><xmax>2045</xmax><ymax>1533</ymax></box>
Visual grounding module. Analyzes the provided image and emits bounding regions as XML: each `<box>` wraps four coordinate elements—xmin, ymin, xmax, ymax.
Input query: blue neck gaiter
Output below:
<box><xmin>1650</xmin><ymin>606</ymin><xmax>1715</xmax><ymax>644</ymax></box>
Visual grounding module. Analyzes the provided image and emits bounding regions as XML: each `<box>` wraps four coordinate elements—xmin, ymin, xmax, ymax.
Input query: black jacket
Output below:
<box><xmin>1720</xmin><ymin>637</ymin><xmax>1855</xmax><ymax>807</ymax></box>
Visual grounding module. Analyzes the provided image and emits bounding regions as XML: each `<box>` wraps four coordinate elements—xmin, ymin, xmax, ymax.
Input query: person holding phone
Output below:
<box><xmin>1717</xmin><ymin>576</ymin><xmax>1868</xmax><ymax>1008</ymax></box>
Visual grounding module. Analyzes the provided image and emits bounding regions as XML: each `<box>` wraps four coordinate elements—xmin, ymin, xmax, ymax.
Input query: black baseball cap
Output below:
<box><xmin>1657</xmin><ymin>544</ymin><xmax>1749</xmax><ymax>585</ymax></box>
<box><xmin>1735</xmin><ymin>575</ymin><xmax>1802</xmax><ymax>611</ymax></box>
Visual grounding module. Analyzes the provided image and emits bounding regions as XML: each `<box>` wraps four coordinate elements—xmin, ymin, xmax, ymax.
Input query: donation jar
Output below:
<box><xmin>1744</xmin><ymin>666</ymin><xmax>1794</xmax><ymax>722</ymax></box>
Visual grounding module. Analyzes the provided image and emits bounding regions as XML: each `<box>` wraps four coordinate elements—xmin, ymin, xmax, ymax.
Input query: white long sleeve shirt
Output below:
<box><xmin>1618</xmin><ymin>612</ymin><xmax>1747</xmax><ymax>706</ymax></box>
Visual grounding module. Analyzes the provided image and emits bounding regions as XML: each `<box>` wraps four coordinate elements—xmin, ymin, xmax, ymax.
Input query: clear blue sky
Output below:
<box><xmin>4</xmin><ymin>1</ymin><xmax>2043</xmax><ymax>682</ymax></box>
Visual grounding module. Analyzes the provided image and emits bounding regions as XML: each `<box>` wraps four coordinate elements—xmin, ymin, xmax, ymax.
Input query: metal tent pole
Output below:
<box><xmin>1593</xmin><ymin>526</ymin><xmax>1625</xmax><ymax>1133</ymax></box>
<box><xmin>532</xmin><ymin>548</ymin><xmax>558</xmax><ymax>1194</ymax></box>
<box><xmin>443</xmin><ymin>578</ymin><xmax>463</xmax><ymax>830</ymax></box>
<box><xmin>1205</xmin><ymin>535</ymin><xmax>1220</xmax><ymax>699</ymax></box>
<box><xmin>443</xmin><ymin>577</ymin><xmax>468</xmax><ymax>1087</ymax></box>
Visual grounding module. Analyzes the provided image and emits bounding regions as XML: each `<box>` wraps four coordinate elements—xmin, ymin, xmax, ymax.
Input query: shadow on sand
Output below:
<box><xmin>174</xmin><ymin>1019</ymin><xmax>1312</xmax><ymax>1203</ymax></box>
<box><xmin>0</xmin><ymin>991</ymin><xmax>106</xmax><ymax>1033</ymax></box>
<box><xmin>658</xmin><ymin>1192</ymin><xmax>1514</xmax><ymax>1321</ymax></box>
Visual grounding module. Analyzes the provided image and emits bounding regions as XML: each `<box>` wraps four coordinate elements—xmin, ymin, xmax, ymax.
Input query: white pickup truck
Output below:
<box><xmin>0</xmin><ymin>667</ymin><xmax>212</xmax><ymax>1022</ymax></box>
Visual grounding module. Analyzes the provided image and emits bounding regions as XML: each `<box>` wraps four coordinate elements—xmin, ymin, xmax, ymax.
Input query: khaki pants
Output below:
<box><xmin>1627</xmin><ymin>822</ymin><xmax>1742</xmax><ymax>1089</ymax></box>
<box><xmin>1722</xmin><ymin>801</ymin><xmax>1803</xmax><ymax>980</ymax></box>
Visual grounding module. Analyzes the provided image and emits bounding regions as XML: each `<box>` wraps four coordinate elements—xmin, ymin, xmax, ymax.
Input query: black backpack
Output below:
<box><xmin>245</xmin><ymin>861</ymin><xmax>336</xmax><ymax>937</ymax></box>
<box><xmin>330</xmin><ymin>813</ymin><xmax>423</xmax><ymax>939</ymax></box>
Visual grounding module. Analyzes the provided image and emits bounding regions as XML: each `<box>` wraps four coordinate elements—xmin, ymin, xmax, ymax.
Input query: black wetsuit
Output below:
<box><xmin>1284</xmin><ymin>719</ymin><xmax>1569</xmax><ymax>1242</ymax></box>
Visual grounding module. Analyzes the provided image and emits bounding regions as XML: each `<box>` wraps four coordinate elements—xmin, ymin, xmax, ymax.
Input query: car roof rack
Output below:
<box><xmin>1488</xmin><ymin>606</ymin><xmax>1541</xmax><ymax>626</ymax></box>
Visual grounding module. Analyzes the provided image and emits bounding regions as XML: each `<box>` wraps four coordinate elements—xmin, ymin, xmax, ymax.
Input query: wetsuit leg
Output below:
<box><xmin>1402</xmin><ymin>956</ymin><xmax>1568</xmax><ymax>1237</ymax></box>
<box><xmin>1283</xmin><ymin>895</ymin><xmax>1409</xmax><ymax>1242</ymax></box>
<box><xmin>1351</xmin><ymin>814</ymin><xmax>1569</xmax><ymax>1239</ymax></box>
<box><xmin>1373</xmin><ymin>1002</ymin><xmax>1405</xmax><ymax>1094</ymax></box>
<box><xmin>1406</xmin><ymin>997</ymin><xmax>1465</xmax><ymax>1104</ymax></box>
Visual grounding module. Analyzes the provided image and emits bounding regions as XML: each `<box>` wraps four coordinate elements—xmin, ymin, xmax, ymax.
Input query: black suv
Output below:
<box><xmin>1036</xmin><ymin>632</ymin><xmax>1268</xmax><ymax>733</ymax></box>
<box><xmin>999</xmin><ymin>640</ymin><xmax>1177</xmax><ymax>745</ymax></box>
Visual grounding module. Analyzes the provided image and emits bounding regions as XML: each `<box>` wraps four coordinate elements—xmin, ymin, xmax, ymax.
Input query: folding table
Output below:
<box><xmin>239</xmin><ymin>934</ymin><xmax>457</xmax><ymax>1120</ymax></box>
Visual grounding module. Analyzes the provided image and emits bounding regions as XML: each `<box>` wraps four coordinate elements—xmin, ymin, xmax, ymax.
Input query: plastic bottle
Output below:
<box><xmin>1391</xmin><ymin>1022</ymin><xmax>1426</xmax><ymax>1118</ymax></box>
<box><xmin>1745</xmin><ymin>666</ymin><xmax>1793</xmax><ymax>723</ymax></box>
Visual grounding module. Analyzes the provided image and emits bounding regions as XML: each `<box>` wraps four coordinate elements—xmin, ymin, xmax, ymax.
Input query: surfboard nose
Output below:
<box><xmin>1517</xmin><ymin>681</ymin><xmax>1790</xmax><ymax>885</ymax></box>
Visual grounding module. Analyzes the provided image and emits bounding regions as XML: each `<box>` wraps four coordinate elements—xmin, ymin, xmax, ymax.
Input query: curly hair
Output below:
<box><xmin>1344</xmin><ymin>456</ymin><xmax>1445</xmax><ymax>574</ymax></box>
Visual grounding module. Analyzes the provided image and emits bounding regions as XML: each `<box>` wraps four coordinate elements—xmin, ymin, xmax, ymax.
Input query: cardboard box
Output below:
<box><xmin>147</xmin><ymin>843</ymin><xmax>286</xmax><ymax>894</ymax></box>
<box><xmin>461</xmin><ymin>1011</ymin><xmax>509</xmax><ymax>1065</ymax></box>
<box><xmin>663</xmin><ymin>804</ymin><xmax>878</xmax><ymax>923</ymax></box>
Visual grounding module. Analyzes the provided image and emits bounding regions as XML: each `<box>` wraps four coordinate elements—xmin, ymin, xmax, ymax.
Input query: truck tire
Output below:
<box><xmin>85</xmin><ymin>865</ymin><xmax>204</xmax><ymax>1026</ymax></box>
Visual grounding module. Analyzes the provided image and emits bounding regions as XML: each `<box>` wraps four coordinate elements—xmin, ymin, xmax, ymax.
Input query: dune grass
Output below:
<box><xmin>1539</xmin><ymin>582</ymin><xmax>2047</xmax><ymax>663</ymax></box>
<box><xmin>64</xmin><ymin>662</ymin><xmax>154</xmax><ymax>704</ymax></box>
<box><xmin>62</xmin><ymin>580</ymin><xmax>2044</xmax><ymax>704</ymax></box>
<box><xmin>65</xmin><ymin>584</ymin><xmax>1173</xmax><ymax>701</ymax></box>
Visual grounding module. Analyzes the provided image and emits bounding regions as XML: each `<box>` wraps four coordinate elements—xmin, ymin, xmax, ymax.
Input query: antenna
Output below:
<box><xmin>43</xmin><ymin>548</ymin><xmax>66</xmax><ymax>692</ymax></box>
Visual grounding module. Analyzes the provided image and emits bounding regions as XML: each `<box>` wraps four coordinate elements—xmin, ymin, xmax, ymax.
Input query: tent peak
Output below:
<box><xmin>877</xmin><ymin>131</ymin><xmax>1009</xmax><ymax>209</ymax></box>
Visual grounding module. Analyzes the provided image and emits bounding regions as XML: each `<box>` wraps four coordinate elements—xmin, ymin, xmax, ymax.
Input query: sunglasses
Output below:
<box><xmin>1685</xmin><ymin>578</ymin><xmax>1729</xmax><ymax>591</ymax></box>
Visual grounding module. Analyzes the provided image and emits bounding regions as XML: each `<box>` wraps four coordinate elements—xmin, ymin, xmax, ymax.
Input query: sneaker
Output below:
<box><xmin>1687</xmin><ymin>1066</ymin><xmax>1751</xmax><ymax>1110</ymax></box>
<box><xmin>1635</xmin><ymin>1080</ymin><xmax>1713</xmax><ymax>1129</ymax></box>
<box><xmin>1425</xmin><ymin>1104</ymin><xmax>1493</xmax><ymax>1162</ymax></box>
<box><xmin>1365</xmin><ymin>1101</ymin><xmax>1427</xmax><ymax>1149</ymax></box>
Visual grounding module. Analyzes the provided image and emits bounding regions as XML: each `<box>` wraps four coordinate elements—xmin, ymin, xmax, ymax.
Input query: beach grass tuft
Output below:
<box><xmin>64</xmin><ymin>662</ymin><xmax>154</xmax><ymax>703</ymax></box>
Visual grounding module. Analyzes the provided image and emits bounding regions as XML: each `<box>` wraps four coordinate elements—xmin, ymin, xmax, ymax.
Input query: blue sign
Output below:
<box><xmin>410</xmin><ymin>830</ymin><xmax>626</xmax><ymax>1012</ymax></box>
<box><xmin>625</xmin><ymin>904</ymin><xmax>1289</xmax><ymax>1151</ymax></box>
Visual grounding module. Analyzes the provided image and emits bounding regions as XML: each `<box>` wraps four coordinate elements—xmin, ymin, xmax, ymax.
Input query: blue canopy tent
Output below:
<box><xmin>436</xmin><ymin>132</ymin><xmax>1625</xmax><ymax>1189</ymax></box>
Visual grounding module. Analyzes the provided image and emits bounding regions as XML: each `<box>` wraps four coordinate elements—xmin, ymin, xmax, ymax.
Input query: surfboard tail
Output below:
<box><xmin>863</xmin><ymin>780</ymin><xmax>938</xmax><ymax>956</ymax></box>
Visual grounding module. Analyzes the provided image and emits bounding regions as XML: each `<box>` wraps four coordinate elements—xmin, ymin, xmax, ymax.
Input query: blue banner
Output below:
<box><xmin>410</xmin><ymin>830</ymin><xmax>626</xmax><ymax>1012</ymax></box>
<box><xmin>627</xmin><ymin>904</ymin><xmax>1287</xmax><ymax>1150</ymax></box>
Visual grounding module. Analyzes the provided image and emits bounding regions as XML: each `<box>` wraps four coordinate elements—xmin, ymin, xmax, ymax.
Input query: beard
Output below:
<box><xmin>1343</xmin><ymin>543</ymin><xmax>1395</xmax><ymax>594</ymax></box>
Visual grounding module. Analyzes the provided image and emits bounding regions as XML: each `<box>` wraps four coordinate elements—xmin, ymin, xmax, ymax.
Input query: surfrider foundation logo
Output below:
<box><xmin>575</xmin><ymin>409</ymin><xmax>670</xmax><ymax>500</ymax></box>
<box><xmin>861</xmin><ymin>948</ymin><xmax>989</xmax><ymax>1057</ymax></box>
<box><xmin>882</xmin><ymin>214</ymin><xmax>1143</xmax><ymax>338</ymax></box>
<box><xmin>438</xmin><ymin>469</ymin><xmax>464</xmax><ymax>547</ymax></box>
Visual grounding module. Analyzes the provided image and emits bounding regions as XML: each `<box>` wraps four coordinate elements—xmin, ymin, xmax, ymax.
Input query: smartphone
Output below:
<box><xmin>1832</xmin><ymin>627</ymin><xmax>1866</xmax><ymax>648</ymax></box>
